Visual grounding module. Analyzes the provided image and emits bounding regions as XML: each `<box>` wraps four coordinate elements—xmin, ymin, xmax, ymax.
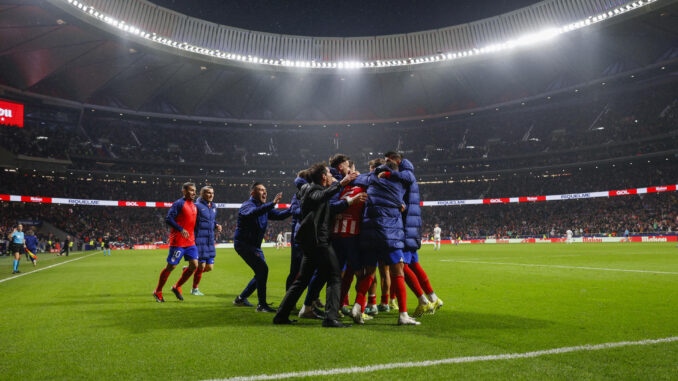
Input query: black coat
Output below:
<box><xmin>296</xmin><ymin>181</ymin><xmax>342</xmax><ymax>249</ymax></box>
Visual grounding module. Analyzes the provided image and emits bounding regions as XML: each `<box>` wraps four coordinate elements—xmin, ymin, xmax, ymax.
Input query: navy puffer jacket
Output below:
<box><xmin>195</xmin><ymin>197</ymin><xmax>217</xmax><ymax>256</ymax></box>
<box><xmin>290</xmin><ymin>176</ymin><xmax>308</xmax><ymax>244</ymax></box>
<box><xmin>358</xmin><ymin>166</ymin><xmax>412</xmax><ymax>251</ymax></box>
<box><xmin>400</xmin><ymin>159</ymin><xmax>421</xmax><ymax>250</ymax></box>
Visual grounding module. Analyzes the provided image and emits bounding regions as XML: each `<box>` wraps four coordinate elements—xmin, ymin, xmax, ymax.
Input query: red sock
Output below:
<box><xmin>192</xmin><ymin>267</ymin><xmax>204</xmax><ymax>289</ymax></box>
<box><xmin>394</xmin><ymin>275</ymin><xmax>407</xmax><ymax>312</ymax></box>
<box><xmin>410</xmin><ymin>262</ymin><xmax>434</xmax><ymax>295</ymax></box>
<box><xmin>174</xmin><ymin>267</ymin><xmax>194</xmax><ymax>288</ymax></box>
<box><xmin>368</xmin><ymin>294</ymin><xmax>377</xmax><ymax>305</ymax></box>
<box><xmin>381</xmin><ymin>293</ymin><xmax>389</xmax><ymax>305</ymax></box>
<box><xmin>404</xmin><ymin>265</ymin><xmax>424</xmax><ymax>297</ymax></box>
<box><xmin>340</xmin><ymin>267</ymin><xmax>354</xmax><ymax>306</ymax></box>
<box><xmin>354</xmin><ymin>275</ymin><xmax>374</xmax><ymax>312</ymax></box>
<box><xmin>156</xmin><ymin>268</ymin><xmax>172</xmax><ymax>293</ymax></box>
<box><xmin>390</xmin><ymin>282</ymin><xmax>397</xmax><ymax>301</ymax></box>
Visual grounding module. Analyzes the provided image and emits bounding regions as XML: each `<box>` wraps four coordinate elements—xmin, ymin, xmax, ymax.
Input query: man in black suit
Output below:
<box><xmin>273</xmin><ymin>162</ymin><xmax>359</xmax><ymax>327</ymax></box>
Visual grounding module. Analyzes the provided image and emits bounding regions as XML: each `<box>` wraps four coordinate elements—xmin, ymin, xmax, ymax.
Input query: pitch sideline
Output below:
<box><xmin>206</xmin><ymin>336</ymin><xmax>678</xmax><ymax>381</ymax></box>
<box><xmin>441</xmin><ymin>260</ymin><xmax>678</xmax><ymax>275</ymax></box>
<box><xmin>0</xmin><ymin>252</ymin><xmax>99</xmax><ymax>283</ymax></box>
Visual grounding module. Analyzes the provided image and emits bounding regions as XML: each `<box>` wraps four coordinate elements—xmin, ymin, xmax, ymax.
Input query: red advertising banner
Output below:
<box><xmin>0</xmin><ymin>100</ymin><xmax>24</xmax><ymax>128</ymax></box>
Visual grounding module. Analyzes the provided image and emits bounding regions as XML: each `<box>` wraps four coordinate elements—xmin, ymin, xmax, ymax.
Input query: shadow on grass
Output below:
<box><xmin>82</xmin><ymin>292</ymin><xmax>553</xmax><ymax>335</ymax></box>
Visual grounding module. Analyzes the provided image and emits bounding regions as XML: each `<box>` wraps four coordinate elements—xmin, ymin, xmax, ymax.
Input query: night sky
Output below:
<box><xmin>150</xmin><ymin>0</ymin><xmax>542</xmax><ymax>37</ymax></box>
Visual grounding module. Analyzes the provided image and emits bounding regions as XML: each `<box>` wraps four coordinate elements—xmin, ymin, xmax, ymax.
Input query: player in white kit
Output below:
<box><xmin>566</xmin><ymin>229</ymin><xmax>573</xmax><ymax>244</ymax></box>
<box><xmin>433</xmin><ymin>224</ymin><xmax>442</xmax><ymax>251</ymax></box>
<box><xmin>276</xmin><ymin>232</ymin><xmax>285</xmax><ymax>250</ymax></box>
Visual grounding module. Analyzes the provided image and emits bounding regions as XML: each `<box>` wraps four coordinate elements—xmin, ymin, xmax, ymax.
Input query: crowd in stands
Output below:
<box><xmin>1</xmin><ymin>159</ymin><xmax>676</xmax><ymax>244</ymax></box>
<box><xmin>421</xmin><ymin>193</ymin><xmax>678</xmax><ymax>239</ymax></box>
<box><xmin>1</xmin><ymin>76</ymin><xmax>676</xmax><ymax>245</ymax></box>
<box><xmin>1</xmin><ymin>78</ymin><xmax>676</xmax><ymax>180</ymax></box>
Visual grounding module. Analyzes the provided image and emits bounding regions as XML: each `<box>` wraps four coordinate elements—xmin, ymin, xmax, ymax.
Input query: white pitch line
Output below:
<box><xmin>206</xmin><ymin>336</ymin><xmax>678</xmax><ymax>381</ymax></box>
<box><xmin>0</xmin><ymin>252</ymin><xmax>98</xmax><ymax>284</ymax></box>
<box><xmin>440</xmin><ymin>260</ymin><xmax>678</xmax><ymax>275</ymax></box>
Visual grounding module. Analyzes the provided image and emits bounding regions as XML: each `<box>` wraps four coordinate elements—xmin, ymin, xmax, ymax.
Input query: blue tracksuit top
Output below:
<box><xmin>357</xmin><ymin>165</ymin><xmax>413</xmax><ymax>251</ymax></box>
<box><xmin>399</xmin><ymin>159</ymin><xmax>422</xmax><ymax>251</ymax></box>
<box><xmin>25</xmin><ymin>235</ymin><xmax>39</xmax><ymax>252</ymax></box>
<box><xmin>195</xmin><ymin>197</ymin><xmax>218</xmax><ymax>256</ymax></box>
<box><xmin>290</xmin><ymin>177</ymin><xmax>308</xmax><ymax>245</ymax></box>
<box><xmin>234</xmin><ymin>197</ymin><xmax>292</xmax><ymax>248</ymax></box>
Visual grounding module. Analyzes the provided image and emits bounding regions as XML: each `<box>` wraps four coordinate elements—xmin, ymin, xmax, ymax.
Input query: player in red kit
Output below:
<box><xmin>153</xmin><ymin>182</ymin><xmax>199</xmax><ymax>302</ymax></box>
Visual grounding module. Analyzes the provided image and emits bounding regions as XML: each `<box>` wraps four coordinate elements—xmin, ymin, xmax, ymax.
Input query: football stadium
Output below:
<box><xmin>1</xmin><ymin>0</ymin><xmax>678</xmax><ymax>379</ymax></box>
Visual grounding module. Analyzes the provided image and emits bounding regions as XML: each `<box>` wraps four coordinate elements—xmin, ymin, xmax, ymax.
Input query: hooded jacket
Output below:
<box><xmin>399</xmin><ymin>159</ymin><xmax>421</xmax><ymax>250</ymax></box>
<box><xmin>195</xmin><ymin>197</ymin><xmax>217</xmax><ymax>256</ymax></box>
<box><xmin>290</xmin><ymin>176</ymin><xmax>308</xmax><ymax>245</ymax></box>
<box><xmin>358</xmin><ymin>165</ymin><xmax>412</xmax><ymax>251</ymax></box>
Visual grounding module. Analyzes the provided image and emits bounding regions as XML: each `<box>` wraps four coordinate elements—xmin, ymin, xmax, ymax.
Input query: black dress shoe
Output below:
<box><xmin>233</xmin><ymin>296</ymin><xmax>254</xmax><ymax>307</ymax></box>
<box><xmin>322</xmin><ymin>319</ymin><xmax>352</xmax><ymax>328</ymax></box>
<box><xmin>256</xmin><ymin>303</ymin><xmax>276</xmax><ymax>313</ymax></box>
<box><xmin>273</xmin><ymin>316</ymin><xmax>297</xmax><ymax>325</ymax></box>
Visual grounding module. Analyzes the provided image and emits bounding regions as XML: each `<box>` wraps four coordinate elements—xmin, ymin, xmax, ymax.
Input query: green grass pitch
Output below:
<box><xmin>1</xmin><ymin>243</ymin><xmax>677</xmax><ymax>380</ymax></box>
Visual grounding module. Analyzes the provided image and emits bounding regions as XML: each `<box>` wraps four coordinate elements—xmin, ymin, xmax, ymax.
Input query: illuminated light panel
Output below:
<box><xmin>64</xmin><ymin>0</ymin><xmax>659</xmax><ymax>70</ymax></box>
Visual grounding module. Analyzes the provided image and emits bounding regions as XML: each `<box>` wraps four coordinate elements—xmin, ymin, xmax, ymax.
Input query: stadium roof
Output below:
<box><xmin>148</xmin><ymin>0</ymin><xmax>542</xmax><ymax>37</ymax></box>
<box><xmin>0</xmin><ymin>0</ymin><xmax>677</xmax><ymax>124</ymax></box>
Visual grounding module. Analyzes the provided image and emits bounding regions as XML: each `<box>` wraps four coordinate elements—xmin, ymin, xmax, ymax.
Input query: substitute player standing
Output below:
<box><xmin>566</xmin><ymin>229</ymin><xmax>574</xmax><ymax>244</ymax></box>
<box><xmin>433</xmin><ymin>224</ymin><xmax>442</xmax><ymax>250</ymax></box>
<box><xmin>190</xmin><ymin>186</ymin><xmax>222</xmax><ymax>296</ymax></box>
<box><xmin>153</xmin><ymin>182</ymin><xmax>199</xmax><ymax>302</ymax></box>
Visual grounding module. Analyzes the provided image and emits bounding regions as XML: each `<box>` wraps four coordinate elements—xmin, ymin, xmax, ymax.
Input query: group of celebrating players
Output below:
<box><xmin>153</xmin><ymin>151</ymin><xmax>442</xmax><ymax>327</ymax></box>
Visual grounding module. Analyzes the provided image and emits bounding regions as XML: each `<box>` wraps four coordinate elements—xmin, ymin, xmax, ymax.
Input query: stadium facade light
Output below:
<box><xmin>64</xmin><ymin>0</ymin><xmax>659</xmax><ymax>71</ymax></box>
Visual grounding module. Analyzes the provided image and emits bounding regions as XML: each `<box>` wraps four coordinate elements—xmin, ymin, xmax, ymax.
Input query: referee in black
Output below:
<box><xmin>274</xmin><ymin>162</ymin><xmax>357</xmax><ymax>327</ymax></box>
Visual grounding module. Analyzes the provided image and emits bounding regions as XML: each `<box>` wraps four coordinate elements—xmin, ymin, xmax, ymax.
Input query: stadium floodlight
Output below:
<box><xmin>65</xmin><ymin>0</ymin><xmax>660</xmax><ymax>71</ymax></box>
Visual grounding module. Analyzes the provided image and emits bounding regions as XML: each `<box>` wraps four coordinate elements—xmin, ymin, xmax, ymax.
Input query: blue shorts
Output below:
<box><xmin>332</xmin><ymin>236</ymin><xmax>362</xmax><ymax>271</ymax></box>
<box><xmin>406</xmin><ymin>250</ymin><xmax>419</xmax><ymax>263</ymax></box>
<box><xmin>199</xmin><ymin>255</ymin><xmax>215</xmax><ymax>265</ymax></box>
<box><xmin>166</xmin><ymin>246</ymin><xmax>199</xmax><ymax>265</ymax></box>
<box><xmin>363</xmin><ymin>248</ymin><xmax>408</xmax><ymax>267</ymax></box>
<box><xmin>378</xmin><ymin>249</ymin><xmax>408</xmax><ymax>266</ymax></box>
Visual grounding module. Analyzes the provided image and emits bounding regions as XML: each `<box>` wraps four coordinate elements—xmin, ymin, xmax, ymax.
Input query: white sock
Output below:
<box><xmin>428</xmin><ymin>292</ymin><xmax>438</xmax><ymax>303</ymax></box>
<box><xmin>418</xmin><ymin>294</ymin><xmax>430</xmax><ymax>305</ymax></box>
<box><xmin>399</xmin><ymin>312</ymin><xmax>410</xmax><ymax>319</ymax></box>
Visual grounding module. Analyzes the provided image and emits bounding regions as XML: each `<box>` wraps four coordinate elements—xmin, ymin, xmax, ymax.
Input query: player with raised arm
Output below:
<box><xmin>191</xmin><ymin>186</ymin><xmax>222</xmax><ymax>296</ymax></box>
<box><xmin>233</xmin><ymin>183</ymin><xmax>291</xmax><ymax>312</ymax></box>
<box><xmin>153</xmin><ymin>182</ymin><xmax>198</xmax><ymax>303</ymax></box>
<box><xmin>433</xmin><ymin>224</ymin><xmax>442</xmax><ymax>250</ymax></box>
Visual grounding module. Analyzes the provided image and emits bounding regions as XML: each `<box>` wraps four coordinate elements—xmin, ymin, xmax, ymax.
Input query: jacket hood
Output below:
<box><xmin>294</xmin><ymin>176</ymin><xmax>308</xmax><ymax>190</ymax></box>
<box><xmin>399</xmin><ymin>158</ymin><xmax>414</xmax><ymax>172</ymax></box>
<box><xmin>330</xmin><ymin>167</ymin><xmax>343</xmax><ymax>181</ymax></box>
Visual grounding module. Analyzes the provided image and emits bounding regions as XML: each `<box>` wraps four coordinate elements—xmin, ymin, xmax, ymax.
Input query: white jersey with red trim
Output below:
<box><xmin>332</xmin><ymin>185</ymin><xmax>366</xmax><ymax>238</ymax></box>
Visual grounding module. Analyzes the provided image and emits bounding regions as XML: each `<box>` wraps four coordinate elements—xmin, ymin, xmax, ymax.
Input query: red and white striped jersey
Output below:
<box><xmin>332</xmin><ymin>185</ymin><xmax>366</xmax><ymax>238</ymax></box>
